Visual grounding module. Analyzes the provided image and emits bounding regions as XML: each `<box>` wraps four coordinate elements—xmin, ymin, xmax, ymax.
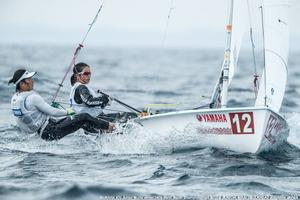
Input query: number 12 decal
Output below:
<box><xmin>229</xmin><ymin>112</ymin><xmax>255</xmax><ymax>134</ymax></box>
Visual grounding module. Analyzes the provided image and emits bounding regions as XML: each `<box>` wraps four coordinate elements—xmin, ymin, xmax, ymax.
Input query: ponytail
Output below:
<box><xmin>70</xmin><ymin>74</ymin><xmax>76</xmax><ymax>86</ymax></box>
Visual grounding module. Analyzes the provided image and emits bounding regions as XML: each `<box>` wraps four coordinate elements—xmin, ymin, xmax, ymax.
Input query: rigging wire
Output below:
<box><xmin>147</xmin><ymin>0</ymin><xmax>175</xmax><ymax>110</ymax></box>
<box><xmin>247</xmin><ymin>0</ymin><xmax>259</xmax><ymax>98</ymax></box>
<box><xmin>260</xmin><ymin>4</ymin><xmax>267</xmax><ymax>106</ymax></box>
<box><xmin>51</xmin><ymin>0</ymin><xmax>105</xmax><ymax>103</ymax></box>
<box><xmin>161</xmin><ymin>0</ymin><xmax>175</xmax><ymax>47</ymax></box>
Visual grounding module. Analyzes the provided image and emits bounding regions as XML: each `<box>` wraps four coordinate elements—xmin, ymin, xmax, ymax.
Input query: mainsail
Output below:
<box><xmin>255</xmin><ymin>0</ymin><xmax>290</xmax><ymax>112</ymax></box>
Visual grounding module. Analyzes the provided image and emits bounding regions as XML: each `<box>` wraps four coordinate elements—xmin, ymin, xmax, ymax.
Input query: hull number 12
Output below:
<box><xmin>229</xmin><ymin>112</ymin><xmax>255</xmax><ymax>134</ymax></box>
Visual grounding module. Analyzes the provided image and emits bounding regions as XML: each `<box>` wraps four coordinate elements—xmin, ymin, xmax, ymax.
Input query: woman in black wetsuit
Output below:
<box><xmin>69</xmin><ymin>63</ymin><xmax>138</xmax><ymax>124</ymax></box>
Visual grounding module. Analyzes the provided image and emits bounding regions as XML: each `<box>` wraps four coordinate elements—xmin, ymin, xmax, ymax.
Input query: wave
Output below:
<box><xmin>48</xmin><ymin>184</ymin><xmax>138</xmax><ymax>199</ymax></box>
<box><xmin>287</xmin><ymin>112</ymin><xmax>300</xmax><ymax>148</ymax></box>
<box><xmin>1</xmin><ymin>116</ymin><xmax>299</xmax><ymax>156</ymax></box>
<box><xmin>0</xmin><ymin>184</ymin><xmax>139</xmax><ymax>200</ymax></box>
<box><xmin>220</xmin><ymin>163</ymin><xmax>299</xmax><ymax>177</ymax></box>
<box><xmin>224</xmin><ymin>181</ymin><xmax>282</xmax><ymax>194</ymax></box>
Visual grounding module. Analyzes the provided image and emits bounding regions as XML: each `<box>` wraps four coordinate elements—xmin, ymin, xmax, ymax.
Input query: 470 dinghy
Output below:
<box><xmin>135</xmin><ymin>0</ymin><xmax>290</xmax><ymax>153</ymax></box>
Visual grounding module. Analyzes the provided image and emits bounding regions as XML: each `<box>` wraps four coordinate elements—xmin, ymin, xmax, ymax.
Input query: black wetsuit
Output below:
<box><xmin>74</xmin><ymin>85</ymin><xmax>109</xmax><ymax>108</ymax></box>
<box><xmin>40</xmin><ymin>84</ymin><xmax>112</xmax><ymax>140</ymax></box>
<box><xmin>39</xmin><ymin>85</ymin><xmax>138</xmax><ymax>140</ymax></box>
<box><xmin>40</xmin><ymin>113</ymin><xmax>109</xmax><ymax>141</ymax></box>
<box><xmin>74</xmin><ymin>85</ymin><xmax>138</xmax><ymax>123</ymax></box>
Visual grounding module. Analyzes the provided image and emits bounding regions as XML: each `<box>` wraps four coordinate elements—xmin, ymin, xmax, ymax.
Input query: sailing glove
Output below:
<box><xmin>51</xmin><ymin>102</ymin><xmax>60</xmax><ymax>108</ymax></box>
<box><xmin>107</xmin><ymin>96</ymin><xmax>113</xmax><ymax>106</ymax></box>
<box><xmin>101</xmin><ymin>95</ymin><xmax>110</xmax><ymax>108</ymax></box>
<box><xmin>66</xmin><ymin>108</ymin><xmax>76</xmax><ymax>116</ymax></box>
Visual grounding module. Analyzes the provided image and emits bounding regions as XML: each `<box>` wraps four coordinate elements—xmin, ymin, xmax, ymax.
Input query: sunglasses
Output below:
<box><xmin>79</xmin><ymin>71</ymin><xmax>91</xmax><ymax>76</ymax></box>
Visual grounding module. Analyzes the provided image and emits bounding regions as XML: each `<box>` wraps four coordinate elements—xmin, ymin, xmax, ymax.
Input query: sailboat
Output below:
<box><xmin>133</xmin><ymin>0</ymin><xmax>290</xmax><ymax>153</ymax></box>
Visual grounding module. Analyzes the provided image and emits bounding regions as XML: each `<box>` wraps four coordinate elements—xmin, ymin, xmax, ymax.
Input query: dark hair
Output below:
<box><xmin>16</xmin><ymin>80</ymin><xmax>26</xmax><ymax>92</ymax></box>
<box><xmin>8</xmin><ymin>69</ymin><xmax>26</xmax><ymax>92</ymax></box>
<box><xmin>70</xmin><ymin>62</ymin><xmax>90</xmax><ymax>86</ymax></box>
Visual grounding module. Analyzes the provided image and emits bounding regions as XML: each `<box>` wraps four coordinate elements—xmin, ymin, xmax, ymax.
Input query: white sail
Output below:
<box><xmin>211</xmin><ymin>0</ymin><xmax>249</xmax><ymax>107</ymax></box>
<box><xmin>227</xmin><ymin>0</ymin><xmax>249</xmax><ymax>85</ymax></box>
<box><xmin>255</xmin><ymin>0</ymin><xmax>290</xmax><ymax>112</ymax></box>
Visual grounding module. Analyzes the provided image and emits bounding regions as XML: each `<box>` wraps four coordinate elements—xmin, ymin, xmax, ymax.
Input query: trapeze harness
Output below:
<box><xmin>11</xmin><ymin>91</ymin><xmax>109</xmax><ymax>141</ymax></box>
<box><xmin>69</xmin><ymin>82</ymin><xmax>109</xmax><ymax>117</ymax></box>
<box><xmin>69</xmin><ymin>83</ymin><xmax>138</xmax><ymax>123</ymax></box>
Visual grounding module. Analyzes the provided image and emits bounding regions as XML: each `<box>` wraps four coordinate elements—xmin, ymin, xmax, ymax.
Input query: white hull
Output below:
<box><xmin>135</xmin><ymin>107</ymin><xmax>289</xmax><ymax>153</ymax></box>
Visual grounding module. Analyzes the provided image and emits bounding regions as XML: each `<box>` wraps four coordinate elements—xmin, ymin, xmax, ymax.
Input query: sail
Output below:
<box><xmin>210</xmin><ymin>0</ymin><xmax>249</xmax><ymax>108</ymax></box>
<box><xmin>227</xmin><ymin>0</ymin><xmax>249</xmax><ymax>85</ymax></box>
<box><xmin>255</xmin><ymin>0</ymin><xmax>290</xmax><ymax>112</ymax></box>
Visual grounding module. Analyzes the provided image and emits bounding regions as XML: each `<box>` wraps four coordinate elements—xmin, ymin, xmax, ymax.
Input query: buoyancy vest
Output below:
<box><xmin>69</xmin><ymin>82</ymin><xmax>103</xmax><ymax>117</ymax></box>
<box><xmin>11</xmin><ymin>91</ymin><xmax>48</xmax><ymax>133</ymax></box>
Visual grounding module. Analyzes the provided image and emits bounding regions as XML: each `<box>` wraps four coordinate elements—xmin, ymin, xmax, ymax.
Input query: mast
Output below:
<box><xmin>221</xmin><ymin>0</ymin><xmax>234</xmax><ymax>108</ymax></box>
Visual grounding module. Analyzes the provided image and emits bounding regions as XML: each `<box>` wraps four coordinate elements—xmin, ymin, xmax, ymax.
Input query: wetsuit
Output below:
<box><xmin>73</xmin><ymin>85</ymin><xmax>109</xmax><ymax>108</ymax></box>
<box><xmin>11</xmin><ymin>90</ymin><xmax>109</xmax><ymax>141</ymax></box>
<box><xmin>70</xmin><ymin>83</ymin><xmax>138</xmax><ymax>124</ymax></box>
<box><xmin>70</xmin><ymin>83</ymin><xmax>109</xmax><ymax>117</ymax></box>
<box><xmin>40</xmin><ymin>113</ymin><xmax>109</xmax><ymax>140</ymax></box>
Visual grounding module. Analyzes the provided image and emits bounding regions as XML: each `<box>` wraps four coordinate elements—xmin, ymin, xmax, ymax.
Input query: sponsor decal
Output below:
<box><xmin>264</xmin><ymin>114</ymin><xmax>284</xmax><ymax>144</ymax></box>
<box><xmin>196</xmin><ymin>127</ymin><xmax>232</xmax><ymax>135</ymax></box>
<box><xmin>229</xmin><ymin>112</ymin><xmax>255</xmax><ymax>134</ymax></box>
<box><xmin>196</xmin><ymin>113</ymin><xmax>227</xmax><ymax>123</ymax></box>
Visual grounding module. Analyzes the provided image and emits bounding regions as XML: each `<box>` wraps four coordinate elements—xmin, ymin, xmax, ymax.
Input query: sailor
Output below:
<box><xmin>69</xmin><ymin>62</ymin><xmax>112</xmax><ymax>118</ymax></box>
<box><xmin>70</xmin><ymin>63</ymin><xmax>139</xmax><ymax>123</ymax></box>
<box><xmin>9</xmin><ymin>69</ymin><xmax>114</xmax><ymax>141</ymax></box>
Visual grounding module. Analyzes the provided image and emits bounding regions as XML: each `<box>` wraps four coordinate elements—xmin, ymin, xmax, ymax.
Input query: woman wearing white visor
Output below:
<box><xmin>9</xmin><ymin>69</ymin><xmax>114</xmax><ymax>140</ymax></box>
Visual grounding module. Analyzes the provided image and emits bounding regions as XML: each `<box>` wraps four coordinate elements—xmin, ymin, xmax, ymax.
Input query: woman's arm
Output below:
<box><xmin>28</xmin><ymin>94</ymin><xmax>68</xmax><ymax>117</ymax></box>
<box><xmin>75</xmin><ymin>85</ymin><xmax>109</xmax><ymax>107</ymax></box>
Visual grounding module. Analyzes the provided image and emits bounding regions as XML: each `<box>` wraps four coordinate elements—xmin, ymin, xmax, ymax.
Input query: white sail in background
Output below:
<box><xmin>227</xmin><ymin>0</ymin><xmax>249</xmax><ymax>85</ymax></box>
<box><xmin>255</xmin><ymin>0</ymin><xmax>290</xmax><ymax>112</ymax></box>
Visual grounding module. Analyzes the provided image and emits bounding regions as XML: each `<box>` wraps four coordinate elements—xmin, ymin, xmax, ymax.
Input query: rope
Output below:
<box><xmin>81</xmin><ymin>1</ymin><xmax>104</xmax><ymax>44</ymax></box>
<box><xmin>247</xmin><ymin>0</ymin><xmax>259</xmax><ymax>98</ymax></box>
<box><xmin>161</xmin><ymin>0</ymin><xmax>175</xmax><ymax>47</ymax></box>
<box><xmin>193</xmin><ymin>103</ymin><xmax>211</xmax><ymax>110</ymax></box>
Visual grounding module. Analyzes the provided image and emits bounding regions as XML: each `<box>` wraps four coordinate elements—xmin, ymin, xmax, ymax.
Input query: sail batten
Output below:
<box><xmin>265</xmin><ymin>49</ymin><xmax>288</xmax><ymax>70</ymax></box>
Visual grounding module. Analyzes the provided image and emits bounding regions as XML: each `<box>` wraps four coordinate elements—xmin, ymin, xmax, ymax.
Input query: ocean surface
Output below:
<box><xmin>0</xmin><ymin>45</ymin><xmax>300</xmax><ymax>199</ymax></box>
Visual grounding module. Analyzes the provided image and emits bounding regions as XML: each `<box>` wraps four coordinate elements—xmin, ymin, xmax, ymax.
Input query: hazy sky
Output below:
<box><xmin>1</xmin><ymin>0</ymin><xmax>300</xmax><ymax>48</ymax></box>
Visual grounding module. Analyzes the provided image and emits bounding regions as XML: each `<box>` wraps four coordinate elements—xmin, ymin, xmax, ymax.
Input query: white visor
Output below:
<box><xmin>15</xmin><ymin>71</ymin><xmax>37</xmax><ymax>85</ymax></box>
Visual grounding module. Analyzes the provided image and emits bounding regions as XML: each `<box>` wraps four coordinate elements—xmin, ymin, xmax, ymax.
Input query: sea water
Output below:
<box><xmin>0</xmin><ymin>45</ymin><xmax>300</xmax><ymax>199</ymax></box>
